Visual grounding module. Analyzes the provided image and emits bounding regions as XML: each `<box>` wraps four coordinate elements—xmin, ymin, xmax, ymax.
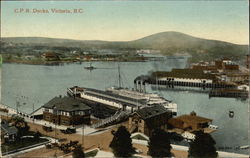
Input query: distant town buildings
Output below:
<box><xmin>42</xmin><ymin>96</ymin><xmax>91</xmax><ymax>126</ymax></box>
<box><xmin>136</xmin><ymin>49</ymin><xmax>161</xmax><ymax>54</ymax></box>
<box><xmin>192</xmin><ymin>58</ymin><xmax>239</xmax><ymax>72</ymax></box>
<box><xmin>41</xmin><ymin>52</ymin><xmax>60</xmax><ymax>61</ymax></box>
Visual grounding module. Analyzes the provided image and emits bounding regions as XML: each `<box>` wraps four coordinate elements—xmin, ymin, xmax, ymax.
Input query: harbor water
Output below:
<box><xmin>0</xmin><ymin>57</ymin><xmax>248</xmax><ymax>154</ymax></box>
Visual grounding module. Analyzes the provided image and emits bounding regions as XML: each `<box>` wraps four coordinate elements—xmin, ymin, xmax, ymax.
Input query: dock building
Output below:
<box><xmin>167</xmin><ymin>111</ymin><xmax>216</xmax><ymax>133</ymax></box>
<box><xmin>42</xmin><ymin>96</ymin><xmax>91</xmax><ymax>126</ymax></box>
<box><xmin>152</xmin><ymin>68</ymin><xmax>217</xmax><ymax>84</ymax></box>
<box><xmin>134</xmin><ymin>58</ymin><xmax>248</xmax><ymax>91</ymax></box>
<box><xmin>128</xmin><ymin>105</ymin><xmax>172</xmax><ymax>136</ymax></box>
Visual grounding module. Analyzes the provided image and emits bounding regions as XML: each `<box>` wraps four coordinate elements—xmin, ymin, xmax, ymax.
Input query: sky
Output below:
<box><xmin>1</xmin><ymin>0</ymin><xmax>249</xmax><ymax>44</ymax></box>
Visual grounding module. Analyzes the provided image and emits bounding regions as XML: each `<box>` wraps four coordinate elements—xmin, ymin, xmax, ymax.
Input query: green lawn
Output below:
<box><xmin>85</xmin><ymin>149</ymin><xmax>99</xmax><ymax>157</ymax></box>
<box><xmin>131</xmin><ymin>134</ymin><xmax>148</xmax><ymax>141</ymax></box>
<box><xmin>1</xmin><ymin>137</ymin><xmax>49</xmax><ymax>153</ymax></box>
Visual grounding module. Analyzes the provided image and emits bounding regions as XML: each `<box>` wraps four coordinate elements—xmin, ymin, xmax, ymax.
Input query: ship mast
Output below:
<box><xmin>118</xmin><ymin>63</ymin><xmax>121</xmax><ymax>88</ymax></box>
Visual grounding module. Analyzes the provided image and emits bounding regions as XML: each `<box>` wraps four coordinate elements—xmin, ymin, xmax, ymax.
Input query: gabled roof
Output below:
<box><xmin>169</xmin><ymin>114</ymin><xmax>212</xmax><ymax>125</ymax></box>
<box><xmin>134</xmin><ymin>105</ymin><xmax>170</xmax><ymax>120</ymax></box>
<box><xmin>1</xmin><ymin>121</ymin><xmax>18</xmax><ymax>135</ymax></box>
<box><xmin>43</xmin><ymin>96</ymin><xmax>91</xmax><ymax>112</ymax></box>
<box><xmin>152</xmin><ymin>69</ymin><xmax>216</xmax><ymax>80</ymax></box>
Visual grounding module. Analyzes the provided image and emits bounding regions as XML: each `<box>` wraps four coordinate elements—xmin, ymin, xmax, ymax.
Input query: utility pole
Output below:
<box><xmin>16</xmin><ymin>100</ymin><xmax>20</xmax><ymax>115</ymax></box>
<box><xmin>118</xmin><ymin>63</ymin><xmax>121</xmax><ymax>88</ymax></box>
<box><xmin>0</xmin><ymin>116</ymin><xmax>2</xmax><ymax>157</ymax></box>
<box><xmin>54</xmin><ymin>108</ymin><xmax>57</xmax><ymax>157</ymax></box>
<box><xmin>32</xmin><ymin>103</ymin><xmax>35</xmax><ymax>123</ymax></box>
<box><xmin>82</xmin><ymin>124</ymin><xmax>84</xmax><ymax>148</ymax></box>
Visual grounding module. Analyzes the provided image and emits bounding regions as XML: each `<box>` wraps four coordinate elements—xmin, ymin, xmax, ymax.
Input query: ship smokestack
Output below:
<box><xmin>134</xmin><ymin>80</ymin><xmax>137</xmax><ymax>91</ymax></box>
<box><xmin>138</xmin><ymin>80</ymin><xmax>141</xmax><ymax>92</ymax></box>
<box><xmin>142</xmin><ymin>81</ymin><xmax>146</xmax><ymax>93</ymax></box>
<box><xmin>73</xmin><ymin>88</ymin><xmax>76</xmax><ymax>98</ymax></box>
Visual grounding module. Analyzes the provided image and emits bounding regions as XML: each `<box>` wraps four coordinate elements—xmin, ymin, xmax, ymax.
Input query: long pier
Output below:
<box><xmin>209</xmin><ymin>89</ymin><xmax>249</xmax><ymax>99</ymax></box>
<box><xmin>134</xmin><ymin>76</ymin><xmax>236</xmax><ymax>92</ymax></box>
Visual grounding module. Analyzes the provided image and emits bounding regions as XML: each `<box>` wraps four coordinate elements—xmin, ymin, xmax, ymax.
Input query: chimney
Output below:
<box><xmin>142</xmin><ymin>81</ymin><xmax>146</xmax><ymax>93</ymax></box>
<box><xmin>138</xmin><ymin>81</ymin><xmax>141</xmax><ymax>92</ymax></box>
<box><xmin>73</xmin><ymin>88</ymin><xmax>77</xmax><ymax>98</ymax></box>
<box><xmin>134</xmin><ymin>80</ymin><xmax>137</xmax><ymax>91</ymax></box>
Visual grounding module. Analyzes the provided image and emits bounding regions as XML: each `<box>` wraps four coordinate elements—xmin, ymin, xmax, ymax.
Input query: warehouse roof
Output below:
<box><xmin>43</xmin><ymin>96</ymin><xmax>91</xmax><ymax>112</ymax></box>
<box><xmin>134</xmin><ymin>105</ymin><xmax>170</xmax><ymax>120</ymax></box>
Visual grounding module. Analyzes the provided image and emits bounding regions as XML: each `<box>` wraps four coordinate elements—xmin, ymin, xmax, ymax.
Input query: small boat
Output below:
<box><xmin>229</xmin><ymin>110</ymin><xmax>234</xmax><ymax>118</ymax></box>
<box><xmin>240</xmin><ymin>145</ymin><xmax>249</xmax><ymax>149</ymax></box>
<box><xmin>84</xmin><ymin>63</ymin><xmax>96</xmax><ymax>70</ymax></box>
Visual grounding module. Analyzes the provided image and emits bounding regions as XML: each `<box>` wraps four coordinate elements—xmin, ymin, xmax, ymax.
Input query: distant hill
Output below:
<box><xmin>1</xmin><ymin>31</ymin><xmax>248</xmax><ymax>62</ymax></box>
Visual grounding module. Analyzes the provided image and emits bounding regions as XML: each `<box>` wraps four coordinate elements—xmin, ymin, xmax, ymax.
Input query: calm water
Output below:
<box><xmin>0</xmin><ymin>58</ymin><xmax>248</xmax><ymax>154</ymax></box>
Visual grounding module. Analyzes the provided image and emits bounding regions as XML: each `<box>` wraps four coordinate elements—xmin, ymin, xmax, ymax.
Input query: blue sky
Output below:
<box><xmin>1</xmin><ymin>0</ymin><xmax>249</xmax><ymax>44</ymax></box>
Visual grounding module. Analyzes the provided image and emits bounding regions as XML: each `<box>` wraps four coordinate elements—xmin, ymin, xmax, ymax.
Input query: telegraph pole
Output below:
<box><xmin>54</xmin><ymin>108</ymin><xmax>57</xmax><ymax>157</ymax></box>
<box><xmin>0</xmin><ymin>116</ymin><xmax>2</xmax><ymax>157</ymax></box>
<box><xmin>118</xmin><ymin>63</ymin><xmax>121</xmax><ymax>88</ymax></box>
<box><xmin>82</xmin><ymin>124</ymin><xmax>84</xmax><ymax>148</ymax></box>
<box><xmin>32</xmin><ymin>103</ymin><xmax>35</xmax><ymax>123</ymax></box>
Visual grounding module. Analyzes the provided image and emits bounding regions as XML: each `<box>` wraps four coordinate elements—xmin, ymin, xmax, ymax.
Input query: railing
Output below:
<box><xmin>2</xmin><ymin>139</ymin><xmax>50</xmax><ymax>156</ymax></box>
<box><xmin>91</xmin><ymin>110</ymin><xmax>130</xmax><ymax>128</ymax></box>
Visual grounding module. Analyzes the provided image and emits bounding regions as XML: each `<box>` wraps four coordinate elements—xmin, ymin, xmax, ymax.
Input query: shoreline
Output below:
<box><xmin>0</xmin><ymin>104</ymin><xmax>249</xmax><ymax>157</ymax></box>
<box><xmin>2</xmin><ymin>59</ymin><xmax>149</xmax><ymax>66</ymax></box>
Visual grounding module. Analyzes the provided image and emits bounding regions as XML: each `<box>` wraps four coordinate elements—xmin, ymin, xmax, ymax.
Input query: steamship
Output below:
<box><xmin>67</xmin><ymin>86</ymin><xmax>177</xmax><ymax>115</ymax></box>
<box><xmin>68</xmin><ymin>64</ymin><xmax>177</xmax><ymax>115</ymax></box>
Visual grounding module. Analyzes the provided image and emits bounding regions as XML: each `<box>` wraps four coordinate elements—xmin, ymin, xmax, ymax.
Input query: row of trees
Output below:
<box><xmin>109</xmin><ymin>126</ymin><xmax>218</xmax><ymax>158</ymax></box>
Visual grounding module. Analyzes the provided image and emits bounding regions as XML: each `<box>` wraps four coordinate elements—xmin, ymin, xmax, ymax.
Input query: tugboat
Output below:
<box><xmin>84</xmin><ymin>63</ymin><xmax>96</xmax><ymax>70</ymax></box>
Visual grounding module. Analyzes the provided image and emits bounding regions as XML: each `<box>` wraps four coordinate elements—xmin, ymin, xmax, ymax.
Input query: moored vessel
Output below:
<box><xmin>67</xmin><ymin>86</ymin><xmax>177</xmax><ymax>115</ymax></box>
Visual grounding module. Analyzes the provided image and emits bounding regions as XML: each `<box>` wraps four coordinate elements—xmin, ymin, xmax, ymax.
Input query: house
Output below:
<box><xmin>41</xmin><ymin>52</ymin><xmax>60</xmax><ymax>61</ymax></box>
<box><xmin>42</xmin><ymin>96</ymin><xmax>91</xmax><ymax>126</ymax></box>
<box><xmin>168</xmin><ymin>111</ymin><xmax>212</xmax><ymax>132</ymax></box>
<box><xmin>1</xmin><ymin>120</ymin><xmax>18</xmax><ymax>143</ymax></box>
<box><xmin>128</xmin><ymin>105</ymin><xmax>172</xmax><ymax>136</ymax></box>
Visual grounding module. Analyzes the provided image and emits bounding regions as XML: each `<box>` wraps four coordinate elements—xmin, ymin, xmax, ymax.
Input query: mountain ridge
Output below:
<box><xmin>1</xmin><ymin>31</ymin><xmax>248</xmax><ymax>62</ymax></box>
<box><xmin>1</xmin><ymin>31</ymin><xmax>247</xmax><ymax>46</ymax></box>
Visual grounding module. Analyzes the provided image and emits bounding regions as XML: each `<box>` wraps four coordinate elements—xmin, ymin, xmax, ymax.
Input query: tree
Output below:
<box><xmin>72</xmin><ymin>145</ymin><xmax>85</xmax><ymax>158</ymax></box>
<box><xmin>33</xmin><ymin>131</ymin><xmax>42</xmax><ymax>141</ymax></box>
<box><xmin>11</xmin><ymin>115</ymin><xmax>30</xmax><ymax>139</ymax></box>
<box><xmin>188</xmin><ymin>131</ymin><xmax>218</xmax><ymax>158</ymax></box>
<box><xmin>148</xmin><ymin>128</ymin><xmax>172</xmax><ymax>158</ymax></box>
<box><xmin>109</xmin><ymin>126</ymin><xmax>135</xmax><ymax>157</ymax></box>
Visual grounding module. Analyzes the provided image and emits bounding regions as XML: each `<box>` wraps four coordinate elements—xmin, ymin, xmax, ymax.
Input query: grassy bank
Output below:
<box><xmin>1</xmin><ymin>137</ymin><xmax>48</xmax><ymax>153</ymax></box>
